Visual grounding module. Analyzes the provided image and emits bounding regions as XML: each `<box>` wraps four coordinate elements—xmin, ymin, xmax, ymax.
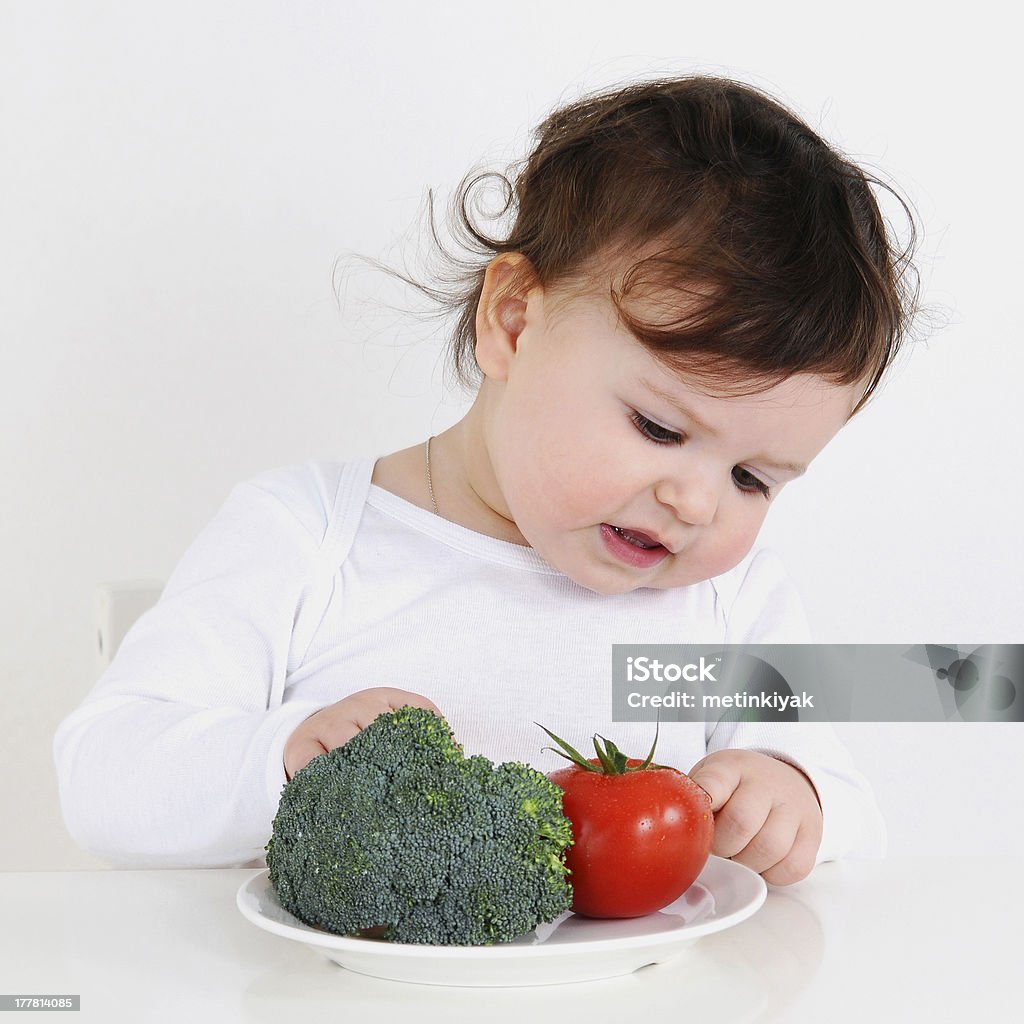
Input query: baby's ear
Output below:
<box><xmin>475</xmin><ymin>253</ymin><xmax>539</xmax><ymax>380</ymax></box>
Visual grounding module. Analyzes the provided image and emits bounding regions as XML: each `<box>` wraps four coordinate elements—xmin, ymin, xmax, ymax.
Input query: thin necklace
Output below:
<box><xmin>424</xmin><ymin>436</ymin><xmax>440</xmax><ymax>516</ymax></box>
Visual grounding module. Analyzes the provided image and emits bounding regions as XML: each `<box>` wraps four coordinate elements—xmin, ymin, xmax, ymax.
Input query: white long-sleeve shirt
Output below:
<box><xmin>54</xmin><ymin>458</ymin><xmax>886</xmax><ymax>868</ymax></box>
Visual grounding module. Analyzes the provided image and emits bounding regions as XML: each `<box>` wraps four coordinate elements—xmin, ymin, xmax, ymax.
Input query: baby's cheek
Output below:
<box><xmin>706</xmin><ymin>513</ymin><xmax>766</xmax><ymax>577</ymax></box>
<box><xmin>531</xmin><ymin>452</ymin><xmax>603</xmax><ymax>519</ymax></box>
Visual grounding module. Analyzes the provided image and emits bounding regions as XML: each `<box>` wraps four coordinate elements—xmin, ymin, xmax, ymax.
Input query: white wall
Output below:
<box><xmin>3</xmin><ymin>1</ymin><xmax>1021</xmax><ymax>871</ymax></box>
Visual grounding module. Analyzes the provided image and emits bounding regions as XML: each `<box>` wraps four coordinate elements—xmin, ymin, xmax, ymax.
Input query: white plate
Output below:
<box><xmin>236</xmin><ymin>856</ymin><xmax>767</xmax><ymax>987</ymax></box>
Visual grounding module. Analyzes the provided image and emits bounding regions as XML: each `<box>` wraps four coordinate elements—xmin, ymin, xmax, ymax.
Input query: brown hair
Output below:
<box><xmin>362</xmin><ymin>76</ymin><xmax>922</xmax><ymax>414</ymax></box>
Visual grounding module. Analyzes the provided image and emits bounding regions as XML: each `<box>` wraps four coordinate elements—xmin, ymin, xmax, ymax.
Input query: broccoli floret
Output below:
<box><xmin>266</xmin><ymin>705</ymin><xmax>573</xmax><ymax>945</ymax></box>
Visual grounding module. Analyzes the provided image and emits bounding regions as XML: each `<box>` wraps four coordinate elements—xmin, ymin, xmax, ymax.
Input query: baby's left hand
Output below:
<box><xmin>688</xmin><ymin>749</ymin><xmax>823</xmax><ymax>886</ymax></box>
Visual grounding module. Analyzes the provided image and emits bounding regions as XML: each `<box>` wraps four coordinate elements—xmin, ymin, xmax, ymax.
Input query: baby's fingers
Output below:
<box><xmin>710</xmin><ymin>786</ymin><xmax>772</xmax><ymax>860</ymax></box>
<box><xmin>730</xmin><ymin>802</ymin><xmax>804</xmax><ymax>878</ymax></box>
<box><xmin>347</xmin><ymin>687</ymin><xmax>441</xmax><ymax>729</ymax></box>
<box><xmin>759</xmin><ymin>822</ymin><xmax>820</xmax><ymax>886</ymax></box>
<box><xmin>285</xmin><ymin>688</ymin><xmax>443</xmax><ymax>780</ymax></box>
<box><xmin>283</xmin><ymin>731</ymin><xmax>331</xmax><ymax>780</ymax></box>
<box><xmin>688</xmin><ymin>754</ymin><xmax>742</xmax><ymax>812</ymax></box>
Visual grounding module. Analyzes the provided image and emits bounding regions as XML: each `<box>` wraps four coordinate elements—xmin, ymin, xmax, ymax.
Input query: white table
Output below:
<box><xmin>2</xmin><ymin>857</ymin><xmax>1019</xmax><ymax>1022</ymax></box>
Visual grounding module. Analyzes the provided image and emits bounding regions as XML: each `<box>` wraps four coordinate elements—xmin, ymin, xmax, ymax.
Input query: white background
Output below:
<box><xmin>2</xmin><ymin>0</ymin><xmax>1021</xmax><ymax>871</ymax></box>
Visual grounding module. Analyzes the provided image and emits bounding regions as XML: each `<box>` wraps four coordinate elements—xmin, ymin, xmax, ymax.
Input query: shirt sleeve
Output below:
<box><xmin>52</xmin><ymin>467</ymin><xmax>337</xmax><ymax>868</ymax></box>
<box><xmin>705</xmin><ymin>547</ymin><xmax>887</xmax><ymax>864</ymax></box>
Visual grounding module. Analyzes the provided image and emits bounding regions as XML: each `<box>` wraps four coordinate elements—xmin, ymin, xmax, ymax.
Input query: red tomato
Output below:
<box><xmin>547</xmin><ymin>755</ymin><xmax>714</xmax><ymax>919</ymax></box>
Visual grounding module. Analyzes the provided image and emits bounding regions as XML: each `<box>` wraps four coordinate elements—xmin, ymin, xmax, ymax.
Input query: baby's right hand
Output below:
<box><xmin>283</xmin><ymin>687</ymin><xmax>442</xmax><ymax>780</ymax></box>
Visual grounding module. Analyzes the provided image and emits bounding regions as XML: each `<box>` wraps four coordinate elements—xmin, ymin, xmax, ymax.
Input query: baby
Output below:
<box><xmin>56</xmin><ymin>75</ymin><xmax>917</xmax><ymax>886</ymax></box>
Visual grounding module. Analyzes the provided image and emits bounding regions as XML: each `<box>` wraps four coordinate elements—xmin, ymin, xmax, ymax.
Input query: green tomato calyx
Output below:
<box><xmin>537</xmin><ymin>721</ymin><xmax>667</xmax><ymax>776</ymax></box>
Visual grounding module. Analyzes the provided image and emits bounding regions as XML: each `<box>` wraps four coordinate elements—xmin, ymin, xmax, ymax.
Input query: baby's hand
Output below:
<box><xmin>687</xmin><ymin>749</ymin><xmax>823</xmax><ymax>886</ymax></box>
<box><xmin>283</xmin><ymin>687</ymin><xmax>442</xmax><ymax>780</ymax></box>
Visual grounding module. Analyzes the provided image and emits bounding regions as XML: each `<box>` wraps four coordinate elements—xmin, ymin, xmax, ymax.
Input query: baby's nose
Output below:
<box><xmin>654</xmin><ymin>478</ymin><xmax>717</xmax><ymax>526</ymax></box>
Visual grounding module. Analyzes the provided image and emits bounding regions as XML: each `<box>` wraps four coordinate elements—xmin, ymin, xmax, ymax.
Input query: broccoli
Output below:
<box><xmin>266</xmin><ymin>705</ymin><xmax>573</xmax><ymax>945</ymax></box>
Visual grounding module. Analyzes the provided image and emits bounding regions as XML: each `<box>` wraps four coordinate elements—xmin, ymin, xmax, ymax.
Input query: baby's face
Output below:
<box><xmin>482</xmin><ymin>284</ymin><xmax>859</xmax><ymax>595</ymax></box>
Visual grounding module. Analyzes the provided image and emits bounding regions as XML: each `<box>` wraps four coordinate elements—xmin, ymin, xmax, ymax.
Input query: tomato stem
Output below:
<box><xmin>635</xmin><ymin>718</ymin><xmax>661</xmax><ymax>771</ymax></box>
<box><xmin>536</xmin><ymin>720</ymin><xmax>666</xmax><ymax>775</ymax></box>
<box><xmin>537</xmin><ymin>723</ymin><xmax>603</xmax><ymax>772</ymax></box>
<box><xmin>592</xmin><ymin>735</ymin><xmax>625</xmax><ymax>774</ymax></box>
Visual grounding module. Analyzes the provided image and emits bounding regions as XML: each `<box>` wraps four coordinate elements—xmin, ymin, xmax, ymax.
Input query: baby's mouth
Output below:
<box><xmin>607</xmin><ymin>525</ymin><xmax>664</xmax><ymax>550</ymax></box>
<box><xmin>600</xmin><ymin>524</ymin><xmax>672</xmax><ymax>569</ymax></box>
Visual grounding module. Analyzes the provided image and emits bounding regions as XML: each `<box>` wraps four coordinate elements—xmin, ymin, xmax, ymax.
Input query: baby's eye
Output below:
<box><xmin>631</xmin><ymin>412</ymin><xmax>683</xmax><ymax>445</ymax></box>
<box><xmin>732</xmin><ymin>467</ymin><xmax>771</xmax><ymax>499</ymax></box>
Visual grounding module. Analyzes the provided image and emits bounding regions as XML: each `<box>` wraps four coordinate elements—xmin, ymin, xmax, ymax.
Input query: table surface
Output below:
<box><xmin>2</xmin><ymin>856</ymin><xmax>1020</xmax><ymax>1023</ymax></box>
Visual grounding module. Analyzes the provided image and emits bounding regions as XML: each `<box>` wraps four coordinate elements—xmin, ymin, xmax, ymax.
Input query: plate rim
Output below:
<box><xmin>236</xmin><ymin>855</ymin><xmax>767</xmax><ymax>959</ymax></box>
